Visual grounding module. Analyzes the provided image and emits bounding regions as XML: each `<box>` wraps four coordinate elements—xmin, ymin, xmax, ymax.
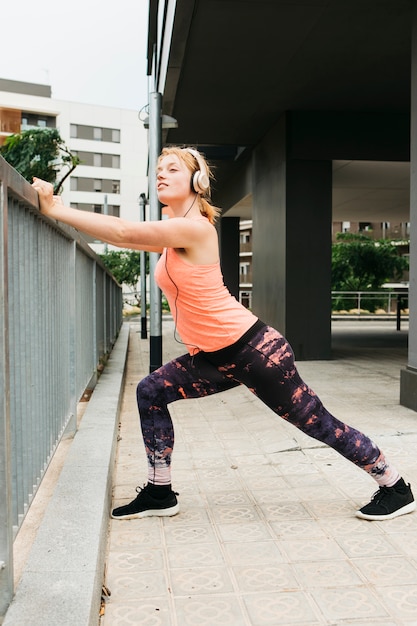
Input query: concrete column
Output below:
<box><xmin>285</xmin><ymin>159</ymin><xmax>332</xmax><ymax>359</ymax></box>
<box><xmin>400</xmin><ymin>3</ymin><xmax>417</xmax><ymax>411</ymax></box>
<box><xmin>219</xmin><ymin>216</ymin><xmax>240</xmax><ymax>299</ymax></box>
<box><xmin>252</xmin><ymin>117</ymin><xmax>332</xmax><ymax>359</ymax></box>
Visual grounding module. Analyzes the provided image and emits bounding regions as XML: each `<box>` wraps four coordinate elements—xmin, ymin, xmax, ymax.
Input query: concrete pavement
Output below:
<box><xmin>101</xmin><ymin>319</ymin><xmax>417</xmax><ymax>626</ymax></box>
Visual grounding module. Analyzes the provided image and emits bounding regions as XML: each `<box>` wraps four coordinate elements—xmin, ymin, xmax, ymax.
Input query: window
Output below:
<box><xmin>70</xmin><ymin>178</ymin><xmax>78</xmax><ymax>191</ymax></box>
<box><xmin>112</xmin><ymin>154</ymin><xmax>120</xmax><ymax>168</ymax></box>
<box><xmin>112</xmin><ymin>180</ymin><xmax>120</xmax><ymax>194</ymax></box>
<box><xmin>240</xmin><ymin>231</ymin><xmax>250</xmax><ymax>244</ymax></box>
<box><xmin>94</xmin><ymin>179</ymin><xmax>102</xmax><ymax>192</ymax></box>
<box><xmin>240</xmin><ymin>291</ymin><xmax>252</xmax><ymax>309</ymax></box>
<box><xmin>69</xmin><ymin>124</ymin><xmax>120</xmax><ymax>142</ymax></box>
<box><xmin>93</xmin><ymin>153</ymin><xmax>102</xmax><ymax>167</ymax></box>
<box><xmin>93</xmin><ymin>205</ymin><xmax>102</xmax><ymax>214</ymax></box>
<box><xmin>240</xmin><ymin>262</ymin><xmax>250</xmax><ymax>276</ymax></box>
<box><xmin>37</xmin><ymin>119</ymin><xmax>47</xmax><ymax>128</ymax></box>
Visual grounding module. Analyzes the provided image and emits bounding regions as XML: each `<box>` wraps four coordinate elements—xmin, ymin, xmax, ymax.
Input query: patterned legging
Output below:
<box><xmin>137</xmin><ymin>324</ymin><xmax>398</xmax><ymax>487</ymax></box>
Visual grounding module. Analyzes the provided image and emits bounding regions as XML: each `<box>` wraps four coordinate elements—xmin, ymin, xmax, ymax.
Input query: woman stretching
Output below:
<box><xmin>32</xmin><ymin>146</ymin><xmax>415</xmax><ymax>522</ymax></box>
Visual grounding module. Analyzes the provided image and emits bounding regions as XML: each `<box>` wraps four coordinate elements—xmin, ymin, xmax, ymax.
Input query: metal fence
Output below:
<box><xmin>332</xmin><ymin>290</ymin><xmax>409</xmax><ymax>330</ymax></box>
<box><xmin>332</xmin><ymin>290</ymin><xmax>409</xmax><ymax>314</ymax></box>
<box><xmin>0</xmin><ymin>157</ymin><xmax>123</xmax><ymax>614</ymax></box>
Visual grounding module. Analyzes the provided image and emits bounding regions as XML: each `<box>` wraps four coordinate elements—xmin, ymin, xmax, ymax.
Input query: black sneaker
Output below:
<box><xmin>356</xmin><ymin>478</ymin><xmax>415</xmax><ymax>521</ymax></box>
<box><xmin>111</xmin><ymin>484</ymin><xmax>180</xmax><ymax>520</ymax></box>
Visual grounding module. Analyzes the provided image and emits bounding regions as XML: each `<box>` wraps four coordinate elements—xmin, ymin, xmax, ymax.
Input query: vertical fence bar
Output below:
<box><xmin>95</xmin><ymin>262</ymin><xmax>105</xmax><ymax>361</ymax></box>
<box><xmin>0</xmin><ymin>181</ymin><xmax>13</xmax><ymax>614</ymax></box>
<box><xmin>65</xmin><ymin>241</ymin><xmax>77</xmax><ymax>437</ymax></box>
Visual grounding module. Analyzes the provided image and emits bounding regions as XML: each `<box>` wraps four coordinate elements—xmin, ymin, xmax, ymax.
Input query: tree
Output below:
<box><xmin>332</xmin><ymin>232</ymin><xmax>409</xmax><ymax>311</ymax></box>
<box><xmin>99</xmin><ymin>250</ymin><xmax>147</xmax><ymax>306</ymax></box>
<box><xmin>0</xmin><ymin>127</ymin><xmax>80</xmax><ymax>193</ymax></box>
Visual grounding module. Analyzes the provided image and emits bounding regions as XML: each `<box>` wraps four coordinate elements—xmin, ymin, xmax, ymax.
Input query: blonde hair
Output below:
<box><xmin>159</xmin><ymin>146</ymin><xmax>221</xmax><ymax>224</ymax></box>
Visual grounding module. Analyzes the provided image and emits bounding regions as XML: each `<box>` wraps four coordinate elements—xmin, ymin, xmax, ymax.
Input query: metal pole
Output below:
<box><xmin>139</xmin><ymin>193</ymin><xmax>148</xmax><ymax>339</ymax></box>
<box><xmin>148</xmin><ymin>92</ymin><xmax>162</xmax><ymax>371</ymax></box>
<box><xmin>397</xmin><ymin>295</ymin><xmax>402</xmax><ymax>331</ymax></box>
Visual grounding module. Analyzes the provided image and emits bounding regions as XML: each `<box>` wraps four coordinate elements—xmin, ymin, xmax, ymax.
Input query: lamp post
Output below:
<box><xmin>147</xmin><ymin>92</ymin><xmax>162</xmax><ymax>372</ymax></box>
<box><xmin>139</xmin><ymin>193</ymin><xmax>147</xmax><ymax>340</ymax></box>
<box><xmin>144</xmin><ymin>95</ymin><xmax>178</xmax><ymax>372</ymax></box>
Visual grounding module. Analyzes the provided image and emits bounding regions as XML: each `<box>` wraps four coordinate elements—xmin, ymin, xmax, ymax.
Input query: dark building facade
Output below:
<box><xmin>147</xmin><ymin>0</ymin><xmax>417</xmax><ymax>411</ymax></box>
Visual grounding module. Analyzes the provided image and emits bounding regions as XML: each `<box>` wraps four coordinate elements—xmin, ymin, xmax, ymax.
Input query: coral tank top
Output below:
<box><xmin>154</xmin><ymin>247</ymin><xmax>257</xmax><ymax>354</ymax></box>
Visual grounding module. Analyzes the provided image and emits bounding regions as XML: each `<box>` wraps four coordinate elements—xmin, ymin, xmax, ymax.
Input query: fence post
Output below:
<box><xmin>397</xmin><ymin>295</ymin><xmax>402</xmax><ymax>331</ymax></box>
<box><xmin>0</xmin><ymin>181</ymin><xmax>14</xmax><ymax>615</ymax></box>
<box><xmin>65</xmin><ymin>240</ymin><xmax>77</xmax><ymax>437</ymax></box>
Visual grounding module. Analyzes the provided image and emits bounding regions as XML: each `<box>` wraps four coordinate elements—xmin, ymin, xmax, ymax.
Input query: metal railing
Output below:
<box><xmin>0</xmin><ymin>157</ymin><xmax>123</xmax><ymax>614</ymax></box>
<box><xmin>332</xmin><ymin>290</ymin><xmax>408</xmax><ymax>313</ymax></box>
<box><xmin>332</xmin><ymin>290</ymin><xmax>409</xmax><ymax>329</ymax></box>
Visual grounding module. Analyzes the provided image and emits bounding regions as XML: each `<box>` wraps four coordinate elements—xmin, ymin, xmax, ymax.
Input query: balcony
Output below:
<box><xmin>0</xmin><ymin>108</ymin><xmax>21</xmax><ymax>144</ymax></box>
<box><xmin>239</xmin><ymin>271</ymin><xmax>252</xmax><ymax>285</ymax></box>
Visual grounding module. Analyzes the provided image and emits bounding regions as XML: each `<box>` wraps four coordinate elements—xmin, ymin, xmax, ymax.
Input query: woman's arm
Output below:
<box><xmin>32</xmin><ymin>178</ymin><xmax>210</xmax><ymax>253</ymax></box>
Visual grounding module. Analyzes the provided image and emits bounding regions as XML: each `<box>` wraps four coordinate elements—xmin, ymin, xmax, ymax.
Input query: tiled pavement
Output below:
<box><xmin>101</xmin><ymin>320</ymin><xmax>417</xmax><ymax>626</ymax></box>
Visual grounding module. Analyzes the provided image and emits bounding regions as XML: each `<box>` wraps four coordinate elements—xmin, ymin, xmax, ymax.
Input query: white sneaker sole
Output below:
<box><xmin>111</xmin><ymin>503</ymin><xmax>180</xmax><ymax>520</ymax></box>
<box><xmin>355</xmin><ymin>500</ymin><xmax>416</xmax><ymax>521</ymax></box>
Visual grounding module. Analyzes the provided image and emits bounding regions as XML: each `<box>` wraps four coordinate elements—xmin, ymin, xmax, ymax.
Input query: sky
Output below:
<box><xmin>0</xmin><ymin>0</ymin><xmax>149</xmax><ymax>111</ymax></box>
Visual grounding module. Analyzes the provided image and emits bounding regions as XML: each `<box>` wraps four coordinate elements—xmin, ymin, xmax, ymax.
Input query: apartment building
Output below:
<box><xmin>0</xmin><ymin>78</ymin><xmax>148</xmax><ymax>250</ymax></box>
<box><xmin>332</xmin><ymin>220</ymin><xmax>411</xmax><ymax>242</ymax></box>
<box><xmin>239</xmin><ymin>219</ymin><xmax>253</xmax><ymax>308</ymax></box>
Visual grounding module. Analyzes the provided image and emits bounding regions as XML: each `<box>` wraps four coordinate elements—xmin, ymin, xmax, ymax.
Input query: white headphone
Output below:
<box><xmin>183</xmin><ymin>148</ymin><xmax>210</xmax><ymax>194</ymax></box>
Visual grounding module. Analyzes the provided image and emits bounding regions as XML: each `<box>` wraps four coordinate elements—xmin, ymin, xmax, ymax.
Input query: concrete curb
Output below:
<box><xmin>3</xmin><ymin>323</ymin><xmax>130</xmax><ymax>626</ymax></box>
